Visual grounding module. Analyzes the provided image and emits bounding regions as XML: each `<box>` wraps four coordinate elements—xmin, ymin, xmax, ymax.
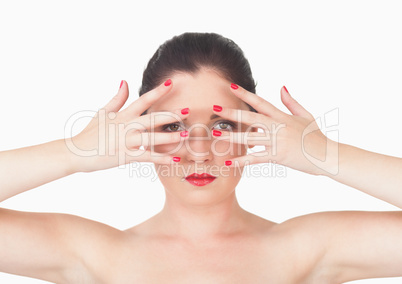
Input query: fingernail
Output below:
<box><xmin>212</xmin><ymin>130</ymin><xmax>222</xmax><ymax>136</ymax></box>
<box><xmin>173</xmin><ymin>157</ymin><xmax>181</xmax><ymax>162</ymax></box>
<box><xmin>231</xmin><ymin>83</ymin><xmax>239</xmax><ymax>90</ymax></box>
<box><xmin>283</xmin><ymin>86</ymin><xmax>290</xmax><ymax>94</ymax></box>
<box><xmin>119</xmin><ymin>80</ymin><xmax>123</xmax><ymax>89</ymax></box>
<box><xmin>181</xmin><ymin>108</ymin><xmax>189</xmax><ymax>115</ymax></box>
<box><xmin>225</xmin><ymin>160</ymin><xmax>232</xmax><ymax>166</ymax></box>
<box><xmin>213</xmin><ymin>105</ymin><xmax>222</xmax><ymax>112</ymax></box>
<box><xmin>180</xmin><ymin>131</ymin><xmax>189</xmax><ymax>137</ymax></box>
<box><xmin>164</xmin><ymin>79</ymin><xmax>172</xmax><ymax>86</ymax></box>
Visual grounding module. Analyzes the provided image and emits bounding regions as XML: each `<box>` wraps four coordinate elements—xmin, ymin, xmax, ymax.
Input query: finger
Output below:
<box><xmin>224</xmin><ymin>151</ymin><xmax>274</xmax><ymax>167</ymax></box>
<box><xmin>230</xmin><ymin>83</ymin><xmax>286</xmax><ymax>118</ymax></box>
<box><xmin>133</xmin><ymin>108</ymin><xmax>190</xmax><ymax>130</ymax></box>
<box><xmin>127</xmin><ymin>149</ymin><xmax>180</xmax><ymax>165</ymax></box>
<box><xmin>122</xmin><ymin>79</ymin><xmax>173</xmax><ymax>117</ymax></box>
<box><xmin>212</xmin><ymin>106</ymin><xmax>275</xmax><ymax>131</ymax></box>
<box><xmin>214</xmin><ymin>131</ymin><xmax>272</xmax><ymax>147</ymax></box>
<box><xmin>128</xmin><ymin>131</ymin><xmax>188</xmax><ymax>149</ymax></box>
<box><xmin>103</xmin><ymin>80</ymin><xmax>130</xmax><ymax>113</ymax></box>
<box><xmin>280</xmin><ymin>86</ymin><xmax>312</xmax><ymax>118</ymax></box>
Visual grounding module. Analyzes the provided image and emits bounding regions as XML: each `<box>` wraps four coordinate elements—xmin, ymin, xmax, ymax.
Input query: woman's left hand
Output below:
<box><xmin>213</xmin><ymin>85</ymin><xmax>338</xmax><ymax>176</ymax></box>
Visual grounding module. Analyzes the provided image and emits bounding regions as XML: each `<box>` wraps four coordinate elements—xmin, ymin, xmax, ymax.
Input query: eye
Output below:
<box><xmin>213</xmin><ymin>120</ymin><xmax>236</xmax><ymax>131</ymax></box>
<box><xmin>162</xmin><ymin>123</ymin><xmax>184</xmax><ymax>132</ymax></box>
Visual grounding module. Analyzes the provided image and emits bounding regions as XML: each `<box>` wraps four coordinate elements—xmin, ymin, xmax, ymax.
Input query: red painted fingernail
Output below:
<box><xmin>164</xmin><ymin>79</ymin><xmax>172</xmax><ymax>86</ymax></box>
<box><xmin>231</xmin><ymin>83</ymin><xmax>239</xmax><ymax>90</ymax></box>
<box><xmin>119</xmin><ymin>80</ymin><xmax>123</xmax><ymax>89</ymax></box>
<box><xmin>173</xmin><ymin>157</ymin><xmax>181</xmax><ymax>162</ymax></box>
<box><xmin>212</xmin><ymin>130</ymin><xmax>222</xmax><ymax>136</ymax></box>
<box><xmin>283</xmin><ymin>86</ymin><xmax>289</xmax><ymax>94</ymax></box>
<box><xmin>213</xmin><ymin>105</ymin><xmax>222</xmax><ymax>112</ymax></box>
<box><xmin>181</xmin><ymin>108</ymin><xmax>189</xmax><ymax>115</ymax></box>
<box><xmin>225</xmin><ymin>160</ymin><xmax>232</xmax><ymax>166</ymax></box>
<box><xmin>180</xmin><ymin>131</ymin><xmax>188</xmax><ymax>137</ymax></box>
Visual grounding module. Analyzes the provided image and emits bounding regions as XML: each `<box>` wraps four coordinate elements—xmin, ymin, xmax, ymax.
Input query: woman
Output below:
<box><xmin>0</xmin><ymin>32</ymin><xmax>401</xmax><ymax>283</ymax></box>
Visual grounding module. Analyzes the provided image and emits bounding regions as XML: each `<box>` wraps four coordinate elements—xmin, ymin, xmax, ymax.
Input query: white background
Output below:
<box><xmin>0</xmin><ymin>0</ymin><xmax>401</xmax><ymax>283</ymax></box>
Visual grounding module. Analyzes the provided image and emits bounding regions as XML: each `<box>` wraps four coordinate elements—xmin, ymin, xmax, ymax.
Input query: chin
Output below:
<box><xmin>160</xmin><ymin>175</ymin><xmax>240</xmax><ymax>204</ymax></box>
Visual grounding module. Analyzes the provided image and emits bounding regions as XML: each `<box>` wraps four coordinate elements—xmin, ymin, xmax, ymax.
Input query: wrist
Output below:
<box><xmin>60</xmin><ymin>138</ymin><xmax>82</xmax><ymax>174</ymax></box>
<box><xmin>315</xmin><ymin>139</ymin><xmax>342</xmax><ymax>177</ymax></box>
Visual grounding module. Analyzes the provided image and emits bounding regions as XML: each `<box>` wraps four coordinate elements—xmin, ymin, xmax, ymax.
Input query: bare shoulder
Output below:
<box><xmin>271</xmin><ymin>210</ymin><xmax>402</xmax><ymax>282</ymax></box>
<box><xmin>273</xmin><ymin>210</ymin><xmax>402</xmax><ymax>234</ymax></box>
<box><xmin>54</xmin><ymin>212</ymin><xmax>127</xmax><ymax>281</ymax></box>
<box><xmin>42</xmin><ymin>212</ymin><xmax>127</xmax><ymax>280</ymax></box>
<box><xmin>263</xmin><ymin>211</ymin><xmax>364</xmax><ymax>282</ymax></box>
<box><xmin>277</xmin><ymin>210</ymin><xmax>402</xmax><ymax>240</ymax></box>
<box><xmin>0</xmin><ymin>208</ymin><xmax>126</xmax><ymax>283</ymax></box>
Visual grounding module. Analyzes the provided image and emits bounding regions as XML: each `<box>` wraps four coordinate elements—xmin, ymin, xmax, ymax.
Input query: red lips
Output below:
<box><xmin>185</xmin><ymin>173</ymin><xmax>216</xmax><ymax>179</ymax></box>
<box><xmin>185</xmin><ymin>173</ymin><xmax>216</xmax><ymax>186</ymax></box>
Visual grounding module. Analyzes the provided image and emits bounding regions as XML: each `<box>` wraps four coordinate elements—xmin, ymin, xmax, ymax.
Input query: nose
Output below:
<box><xmin>183</xmin><ymin>125</ymin><xmax>214</xmax><ymax>163</ymax></box>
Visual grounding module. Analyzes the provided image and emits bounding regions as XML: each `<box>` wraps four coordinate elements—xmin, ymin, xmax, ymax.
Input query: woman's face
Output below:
<box><xmin>147</xmin><ymin>69</ymin><xmax>252</xmax><ymax>206</ymax></box>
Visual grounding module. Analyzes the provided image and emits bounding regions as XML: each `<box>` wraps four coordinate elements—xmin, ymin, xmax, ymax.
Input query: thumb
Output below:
<box><xmin>280</xmin><ymin>86</ymin><xmax>310</xmax><ymax>117</ymax></box>
<box><xmin>104</xmin><ymin>80</ymin><xmax>129</xmax><ymax>112</ymax></box>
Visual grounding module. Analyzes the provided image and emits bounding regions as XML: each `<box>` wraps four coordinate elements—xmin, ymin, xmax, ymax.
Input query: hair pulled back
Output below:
<box><xmin>139</xmin><ymin>32</ymin><xmax>257</xmax><ymax>112</ymax></box>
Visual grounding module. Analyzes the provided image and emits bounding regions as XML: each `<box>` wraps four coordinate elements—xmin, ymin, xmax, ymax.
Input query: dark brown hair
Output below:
<box><xmin>139</xmin><ymin>32</ymin><xmax>257</xmax><ymax>113</ymax></box>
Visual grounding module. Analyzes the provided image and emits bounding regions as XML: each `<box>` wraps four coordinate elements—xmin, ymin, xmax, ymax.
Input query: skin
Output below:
<box><xmin>0</xmin><ymin>69</ymin><xmax>402</xmax><ymax>283</ymax></box>
<box><xmin>143</xmin><ymin>70</ymin><xmax>255</xmax><ymax>242</ymax></box>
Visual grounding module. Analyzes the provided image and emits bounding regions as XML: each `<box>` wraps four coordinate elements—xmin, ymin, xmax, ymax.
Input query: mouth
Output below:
<box><xmin>184</xmin><ymin>173</ymin><xmax>217</xmax><ymax>187</ymax></box>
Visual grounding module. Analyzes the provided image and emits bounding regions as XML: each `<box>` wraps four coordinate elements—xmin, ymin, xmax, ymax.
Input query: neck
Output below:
<box><xmin>154</xmin><ymin>190</ymin><xmax>249</xmax><ymax>242</ymax></box>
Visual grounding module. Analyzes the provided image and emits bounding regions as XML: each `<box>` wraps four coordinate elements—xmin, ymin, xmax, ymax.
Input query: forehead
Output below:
<box><xmin>147</xmin><ymin>69</ymin><xmax>249</xmax><ymax>113</ymax></box>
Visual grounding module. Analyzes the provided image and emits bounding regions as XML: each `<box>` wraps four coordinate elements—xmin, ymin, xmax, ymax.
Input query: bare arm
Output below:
<box><xmin>324</xmin><ymin>143</ymin><xmax>402</xmax><ymax>207</ymax></box>
<box><xmin>0</xmin><ymin>139</ymin><xmax>75</xmax><ymax>201</ymax></box>
<box><xmin>304</xmin><ymin>211</ymin><xmax>402</xmax><ymax>281</ymax></box>
<box><xmin>0</xmin><ymin>208</ymin><xmax>119</xmax><ymax>283</ymax></box>
<box><xmin>220</xmin><ymin>85</ymin><xmax>402</xmax><ymax>207</ymax></box>
<box><xmin>0</xmin><ymin>80</ymin><xmax>184</xmax><ymax>202</ymax></box>
<box><xmin>219</xmin><ymin>84</ymin><xmax>402</xmax><ymax>279</ymax></box>
<box><xmin>0</xmin><ymin>80</ymin><xmax>187</xmax><ymax>280</ymax></box>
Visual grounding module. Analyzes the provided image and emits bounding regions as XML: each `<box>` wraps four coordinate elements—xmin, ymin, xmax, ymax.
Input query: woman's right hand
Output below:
<box><xmin>66</xmin><ymin>79</ymin><xmax>189</xmax><ymax>173</ymax></box>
